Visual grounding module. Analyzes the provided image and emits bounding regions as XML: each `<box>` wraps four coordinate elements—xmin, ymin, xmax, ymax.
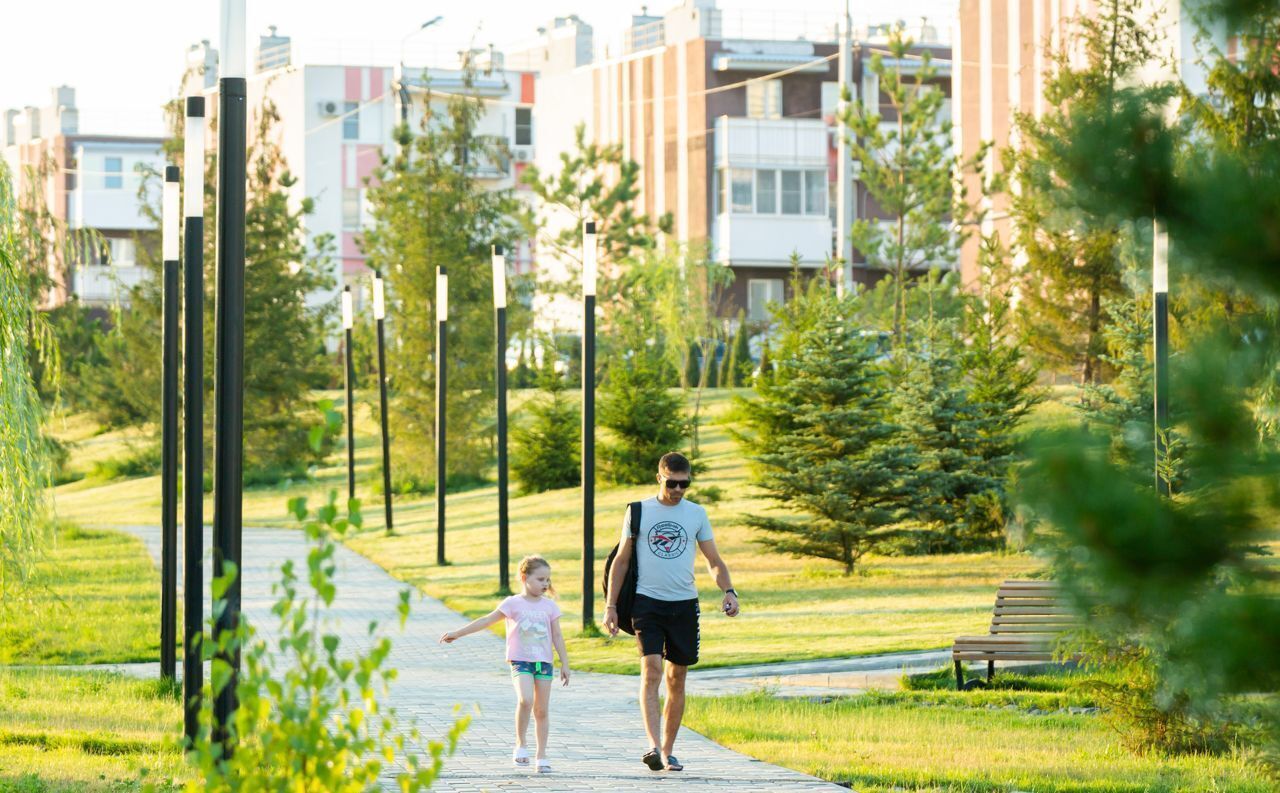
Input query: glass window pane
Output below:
<box><xmin>515</xmin><ymin>107</ymin><xmax>532</xmax><ymax>145</ymax></box>
<box><xmin>755</xmin><ymin>170</ymin><xmax>776</xmax><ymax>213</ymax></box>
<box><xmin>105</xmin><ymin>157</ymin><xmax>123</xmax><ymax>189</ymax></box>
<box><xmin>731</xmin><ymin>168</ymin><xmax>753</xmax><ymax>213</ymax></box>
<box><xmin>343</xmin><ymin>102</ymin><xmax>359</xmax><ymax>140</ymax></box>
<box><xmin>748</xmin><ymin>278</ymin><xmax>784</xmax><ymax>322</ymax></box>
<box><xmin>343</xmin><ymin>188</ymin><xmax>361</xmax><ymax>228</ymax></box>
<box><xmin>805</xmin><ymin>171</ymin><xmax>827</xmax><ymax>215</ymax></box>
<box><xmin>747</xmin><ymin>79</ymin><xmax>782</xmax><ymax>120</ymax></box>
<box><xmin>780</xmin><ymin>170</ymin><xmax>802</xmax><ymax>214</ymax></box>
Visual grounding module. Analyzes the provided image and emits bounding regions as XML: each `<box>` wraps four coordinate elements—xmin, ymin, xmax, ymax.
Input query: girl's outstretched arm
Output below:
<box><xmin>440</xmin><ymin>609</ymin><xmax>504</xmax><ymax>643</ymax></box>
<box><xmin>550</xmin><ymin>617</ymin><xmax>570</xmax><ymax>686</ymax></box>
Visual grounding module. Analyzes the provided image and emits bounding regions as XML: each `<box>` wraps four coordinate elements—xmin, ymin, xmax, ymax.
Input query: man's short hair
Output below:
<box><xmin>658</xmin><ymin>452</ymin><xmax>691</xmax><ymax>475</ymax></box>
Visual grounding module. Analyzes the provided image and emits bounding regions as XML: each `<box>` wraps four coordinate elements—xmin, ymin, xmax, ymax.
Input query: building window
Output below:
<box><xmin>104</xmin><ymin>157</ymin><xmax>123</xmax><ymax>189</ymax></box>
<box><xmin>780</xmin><ymin>170</ymin><xmax>802</xmax><ymax>214</ymax></box>
<box><xmin>748</xmin><ymin>278</ymin><xmax>784</xmax><ymax>322</ymax></box>
<box><xmin>342</xmin><ymin>188</ymin><xmax>361</xmax><ymax>229</ymax></box>
<box><xmin>515</xmin><ymin>107</ymin><xmax>533</xmax><ymax>145</ymax></box>
<box><xmin>721</xmin><ymin>168</ymin><xmax>753</xmax><ymax>213</ymax></box>
<box><xmin>107</xmin><ymin>237</ymin><xmax>136</xmax><ymax>266</ymax></box>
<box><xmin>343</xmin><ymin>102</ymin><xmax>359</xmax><ymax>140</ymax></box>
<box><xmin>755</xmin><ymin>170</ymin><xmax>776</xmax><ymax>214</ymax></box>
<box><xmin>747</xmin><ymin>79</ymin><xmax>782</xmax><ymax>120</ymax></box>
<box><xmin>805</xmin><ymin>170</ymin><xmax>827</xmax><ymax>215</ymax></box>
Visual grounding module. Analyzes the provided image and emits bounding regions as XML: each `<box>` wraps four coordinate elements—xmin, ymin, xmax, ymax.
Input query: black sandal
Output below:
<box><xmin>666</xmin><ymin>755</ymin><xmax>683</xmax><ymax>771</ymax></box>
<box><xmin>642</xmin><ymin>748</ymin><xmax>664</xmax><ymax>771</ymax></box>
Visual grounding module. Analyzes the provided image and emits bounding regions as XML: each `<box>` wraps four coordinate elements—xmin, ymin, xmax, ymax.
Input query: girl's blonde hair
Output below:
<box><xmin>519</xmin><ymin>555</ymin><xmax>556</xmax><ymax>597</ymax></box>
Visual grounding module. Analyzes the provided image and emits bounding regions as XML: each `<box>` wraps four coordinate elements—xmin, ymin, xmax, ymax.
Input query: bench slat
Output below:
<box><xmin>994</xmin><ymin>606</ymin><xmax>1075</xmax><ymax>616</ymax></box>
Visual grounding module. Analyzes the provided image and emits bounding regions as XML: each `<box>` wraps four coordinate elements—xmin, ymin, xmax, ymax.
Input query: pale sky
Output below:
<box><xmin>1</xmin><ymin>0</ymin><xmax>956</xmax><ymax>137</ymax></box>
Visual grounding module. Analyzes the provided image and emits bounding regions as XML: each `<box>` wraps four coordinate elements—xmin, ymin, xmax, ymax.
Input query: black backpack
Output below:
<box><xmin>602</xmin><ymin>501</ymin><xmax>641</xmax><ymax>635</ymax></box>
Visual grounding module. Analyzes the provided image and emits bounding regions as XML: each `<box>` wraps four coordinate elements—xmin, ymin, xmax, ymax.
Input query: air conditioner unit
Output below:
<box><xmin>318</xmin><ymin>100</ymin><xmax>340</xmax><ymax>117</ymax></box>
<box><xmin>513</xmin><ymin>146</ymin><xmax>532</xmax><ymax>162</ymax></box>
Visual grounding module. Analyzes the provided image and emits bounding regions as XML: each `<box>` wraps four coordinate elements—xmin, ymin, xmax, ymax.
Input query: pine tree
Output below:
<box><xmin>598</xmin><ymin>353</ymin><xmax>689</xmax><ymax>485</ymax></box>
<box><xmin>510</xmin><ymin>359</ymin><xmax>580</xmax><ymax>494</ymax></box>
<box><xmin>841</xmin><ymin>23</ymin><xmax>979</xmax><ymax>343</ymax></box>
<box><xmin>1006</xmin><ymin>0</ymin><xmax>1170</xmax><ymax>383</ymax></box>
<box><xmin>362</xmin><ymin>65</ymin><xmax>523</xmax><ymax>487</ymax></box>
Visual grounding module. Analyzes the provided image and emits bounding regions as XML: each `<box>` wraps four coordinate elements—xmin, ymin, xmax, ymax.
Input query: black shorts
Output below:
<box><xmin>632</xmin><ymin>594</ymin><xmax>700</xmax><ymax>667</ymax></box>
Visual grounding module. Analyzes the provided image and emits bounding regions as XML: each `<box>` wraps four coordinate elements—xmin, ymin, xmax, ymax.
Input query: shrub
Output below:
<box><xmin>599</xmin><ymin>359</ymin><xmax>688</xmax><ymax>485</ymax></box>
<box><xmin>511</xmin><ymin>363</ymin><xmax>580</xmax><ymax>494</ymax></box>
<box><xmin>90</xmin><ymin>444</ymin><xmax>162</xmax><ymax>481</ymax></box>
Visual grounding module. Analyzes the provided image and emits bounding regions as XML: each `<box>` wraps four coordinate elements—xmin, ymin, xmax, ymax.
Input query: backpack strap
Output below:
<box><xmin>628</xmin><ymin>501</ymin><xmax>641</xmax><ymax>540</ymax></box>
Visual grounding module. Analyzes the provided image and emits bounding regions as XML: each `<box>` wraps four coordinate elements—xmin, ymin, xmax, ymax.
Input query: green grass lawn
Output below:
<box><xmin>0</xmin><ymin>525</ymin><xmax>161</xmax><ymax>665</ymax></box>
<box><xmin>0</xmin><ymin>669</ymin><xmax>184</xmax><ymax>792</ymax></box>
<box><xmin>683</xmin><ymin>689</ymin><xmax>1275</xmax><ymax>792</ymax></box>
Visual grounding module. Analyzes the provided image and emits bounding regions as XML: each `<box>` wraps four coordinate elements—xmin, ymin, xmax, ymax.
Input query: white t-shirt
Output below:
<box><xmin>621</xmin><ymin>496</ymin><xmax>713</xmax><ymax>602</ymax></box>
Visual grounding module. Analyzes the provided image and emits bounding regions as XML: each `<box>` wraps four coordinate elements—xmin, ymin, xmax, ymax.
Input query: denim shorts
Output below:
<box><xmin>510</xmin><ymin>660</ymin><xmax>553</xmax><ymax>680</ymax></box>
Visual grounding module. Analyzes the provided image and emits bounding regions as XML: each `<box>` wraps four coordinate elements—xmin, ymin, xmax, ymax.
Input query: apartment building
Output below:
<box><xmin>521</xmin><ymin>2</ymin><xmax>952</xmax><ymax>324</ymax></box>
<box><xmin>198</xmin><ymin>29</ymin><xmax>537</xmax><ymax>312</ymax></box>
<box><xmin>952</xmin><ymin>0</ymin><xmax>1228</xmax><ymax>281</ymax></box>
<box><xmin>1</xmin><ymin>86</ymin><xmax>165</xmax><ymax>308</ymax></box>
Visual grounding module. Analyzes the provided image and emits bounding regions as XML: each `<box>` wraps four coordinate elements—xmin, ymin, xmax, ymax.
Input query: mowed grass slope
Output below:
<box><xmin>53</xmin><ymin>389</ymin><xmax>1043</xmax><ymax>674</ymax></box>
<box><xmin>0</xmin><ymin>525</ymin><xmax>161</xmax><ymax>666</ymax></box>
<box><xmin>0</xmin><ymin>669</ymin><xmax>183</xmax><ymax>791</ymax></box>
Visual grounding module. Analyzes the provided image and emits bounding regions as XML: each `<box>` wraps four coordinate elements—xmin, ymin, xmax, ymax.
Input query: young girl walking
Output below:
<box><xmin>440</xmin><ymin>555</ymin><xmax>570</xmax><ymax>773</ymax></box>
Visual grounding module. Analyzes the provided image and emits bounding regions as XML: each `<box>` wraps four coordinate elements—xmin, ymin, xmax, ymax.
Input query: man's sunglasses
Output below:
<box><xmin>663</xmin><ymin>478</ymin><xmax>692</xmax><ymax>490</ymax></box>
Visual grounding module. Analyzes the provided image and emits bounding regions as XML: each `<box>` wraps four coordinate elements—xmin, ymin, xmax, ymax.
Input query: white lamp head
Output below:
<box><xmin>582</xmin><ymin>220</ymin><xmax>597</xmax><ymax>297</ymax></box>
<box><xmin>1153</xmin><ymin>218</ymin><xmax>1169</xmax><ymax>294</ymax></box>
<box><xmin>163</xmin><ymin>166</ymin><xmax>180</xmax><ymax>261</ymax></box>
<box><xmin>372</xmin><ymin>271</ymin><xmax>386</xmax><ymax>320</ymax></box>
<box><xmin>220</xmin><ymin>0</ymin><xmax>247</xmax><ymax>79</ymax></box>
<box><xmin>492</xmin><ymin>244</ymin><xmax>507</xmax><ymax>309</ymax></box>
<box><xmin>341</xmin><ymin>286</ymin><xmax>354</xmax><ymax>330</ymax></box>
<box><xmin>437</xmin><ymin>267</ymin><xmax>448</xmax><ymax>322</ymax></box>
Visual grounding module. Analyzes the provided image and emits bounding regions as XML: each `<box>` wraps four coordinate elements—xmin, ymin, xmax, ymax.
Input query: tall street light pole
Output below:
<box><xmin>492</xmin><ymin>245</ymin><xmax>510</xmax><ymax>594</ymax></box>
<box><xmin>835</xmin><ymin>0</ymin><xmax>855</xmax><ymax>295</ymax></box>
<box><xmin>1153</xmin><ymin>219</ymin><xmax>1170</xmax><ymax>497</ymax></box>
<box><xmin>212</xmin><ymin>0</ymin><xmax>247</xmax><ymax>748</ymax></box>
<box><xmin>436</xmin><ymin>266</ymin><xmax>448</xmax><ymax>566</ymax></box>
<box><xmin>161</xmin><ymin>165</ymin><xmax>180</xmax><ymax>683</ymax></box>
<box><xmin>581</xmin><ymin>221</ymin><xmax>597</xmax><ymax>631</ymax></box>
<box><xmin>181</xmin><ymin>95</ymin><xmax>206</xmax><ymax>745</ymax></box>
<box><xmin>342</xmin><ymin>286</ymin><xmax>356</xmax><ymax>501</ymax></box>
<box><xmin>397</xmin><ymin>16</ymin><xmax>444</xmax><ymax>124</ymax></box>
<box><xmin>372</xmin><ymin>271</ymin><xmax>394</xmax><ymax>534</ymax></box>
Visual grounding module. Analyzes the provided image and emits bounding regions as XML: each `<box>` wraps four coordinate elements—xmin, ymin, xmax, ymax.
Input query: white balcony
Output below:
<box><xmin>714</xmin><ymin>116</ymin><xmax>828</xmax><ymax>170</ymax></box>
<box><xmin>74</xmin><ymin>265</ymin><xmax>148</xmax><ymax>306</ymax></box>
<box><xmin>714</xmin><ymin>214</ymin><xmax>831</xmax><ymax>267</ymax></box>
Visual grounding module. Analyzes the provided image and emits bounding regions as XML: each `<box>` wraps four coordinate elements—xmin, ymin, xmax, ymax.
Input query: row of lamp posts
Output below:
<box><xmin>162</xmin><ymin>0</ymin><xmax>607</xmax><ymax>750</ymax></box>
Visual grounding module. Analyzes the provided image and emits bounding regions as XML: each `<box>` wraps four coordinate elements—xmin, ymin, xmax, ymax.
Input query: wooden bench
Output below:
<box><xmin>952</xmin><ymin>580</ymin><xmax>1077</xmax><ymax>690</ymax></box>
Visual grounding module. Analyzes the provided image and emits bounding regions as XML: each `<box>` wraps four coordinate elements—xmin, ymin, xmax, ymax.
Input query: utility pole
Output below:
<box><xmin>835</xmin><ymin>0</ymin><xmax>855</xmax><ymax>295</ymax></box>
<box><xmin>1153</xmin><ymin>219</ymin><xmax>1170</xmax><ymax>497</ymax></box>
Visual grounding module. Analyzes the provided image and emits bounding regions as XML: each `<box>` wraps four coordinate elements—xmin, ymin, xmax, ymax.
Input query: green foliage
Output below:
<box><xmin>841</xmin><ymin>23</ymin><xmax>978</xmax><ymax>342</ymax></box>
<box><xmin>735</xmin><ymin>281</ymin><xmax>917</xmax><ymax>574</ymax></box>
<box><xmin>89</xmin><ymin>443</ymin><xmax>162</xmax><ymax>481</ymax></box>
<box><xmin>599</xmin><ymin>356</ymin><xmax>689</xmax><ymax>485</ymax></box>
<box><xmin>511</xmin><ymin>360</ymin><xmax>581</xmax><ymax>494</ymax></box>
<box><xmin>175</xmin><ymin>485</ymin><xmax>466</xmax><ymax>790</ymax></box>
<box><xmin>0</xmin><ymin>160</ymin><xmax>52</xmax><ymax>597</ymax></box>
<box><xmin>83</xmin><ymin>91</ymin><xmax>334</xmax><ymax>479</ymax></box>
<box><xmin>363</xmin><ymin>67</ymin><xmax>523</xmax><ymax>485</ymax></box>
<box><xmin>33</xmin><ymin>301</ymin><xmax>107</xmax><ymax>409</ymax></box>
<box><xmin>1006</xmin><ymin>0</ymin><xmax>1173</xmax><ymax>382</ymax></box>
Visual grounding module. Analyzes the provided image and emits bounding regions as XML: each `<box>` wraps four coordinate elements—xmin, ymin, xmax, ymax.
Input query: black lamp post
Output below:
<box><xmin>581</xmin><ymin>221</ymin><xmax>597</xmax><ymax>631</ymax></box>
<box><xmin>436</xmin><ymin>266</ymin><xmax>448</xmax><ymax>566</ymax></box>
<box><xmin>372</xmin><ymin>271</ymin><xmax>394</xmax><ymax>534</ymax></box>
<box><xmin>1153</xmin><ymin>219</ymin><xmax>1170</xmax><ymax>497</ymax></box>
<box><xmin>342</xmin><ymin>286</ymin><xmax>356</xmax><ymax>502</ymax></box>
<box><xmin>161</xmin><ymin>165</ymin><xmax>180</xmax><ymax>683</ymax></box>
<box><xmin>181</xmin><ymin>95</ymin><xmax>205</xmax><ymax>745</ymax></box>
<box><xmin>212</xmin><ymin>0</ymin><xmax>247</xmax><ymax>746</ymax></box>
<box><xmin>492</xmin><ymin>245</ymin><xmax>510</xmax><ymax>593</ymax></box>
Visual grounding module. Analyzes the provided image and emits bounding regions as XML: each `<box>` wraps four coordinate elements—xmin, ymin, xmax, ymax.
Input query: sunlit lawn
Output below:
<box><xmin>0</xmin><ymin>525</ymin><xmax>161</xmax><ymax>666</ymax></box>
<box><xmin>0</xmin><ymin>669</ymin><xmax>184</xmax><ymax>792</ymax></box>
<box><xmin>684</xmin><ymin>690</ymin><xmax>1275</xmax><ymax>793</ymax></box>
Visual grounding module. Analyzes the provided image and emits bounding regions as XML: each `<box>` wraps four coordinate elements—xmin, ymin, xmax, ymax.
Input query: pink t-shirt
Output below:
<box><xmin>498</xmin><ymin>595</ymin><xmax>562</xmax><ymax>663</ymax></box>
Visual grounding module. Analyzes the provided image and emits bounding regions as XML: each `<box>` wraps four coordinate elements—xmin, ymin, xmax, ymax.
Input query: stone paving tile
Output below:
<box><xmin>118</xmin><ymin>525</ymin><xmax>847</xmax><ymax>792</ymax></box>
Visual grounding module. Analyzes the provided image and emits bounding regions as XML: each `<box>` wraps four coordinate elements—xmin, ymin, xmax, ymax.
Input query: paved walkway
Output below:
<box><xmin>116</xmin><ymin>525</ymin><xmax>846</xmax><ymax>792</ymax></box>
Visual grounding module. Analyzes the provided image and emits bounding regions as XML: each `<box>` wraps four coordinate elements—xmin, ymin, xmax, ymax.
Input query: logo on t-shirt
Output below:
<box><xmin>648</xmin><ymin>521</ymin><xmax>688</xmax><ymax>559</ymax></box>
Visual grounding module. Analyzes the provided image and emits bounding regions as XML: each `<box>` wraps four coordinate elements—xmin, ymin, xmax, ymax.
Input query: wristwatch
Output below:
<box><xmin>725</xmin><ymin>588</ymin><xmax>737</xmax><ymax>597</ymax></box>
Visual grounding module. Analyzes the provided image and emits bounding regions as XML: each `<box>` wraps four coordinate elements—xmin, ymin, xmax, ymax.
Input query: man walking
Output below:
<box><xmin>603</xmin><ymin>452</ymin><xmax>739</xmax><ymax>772</ymax></box>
